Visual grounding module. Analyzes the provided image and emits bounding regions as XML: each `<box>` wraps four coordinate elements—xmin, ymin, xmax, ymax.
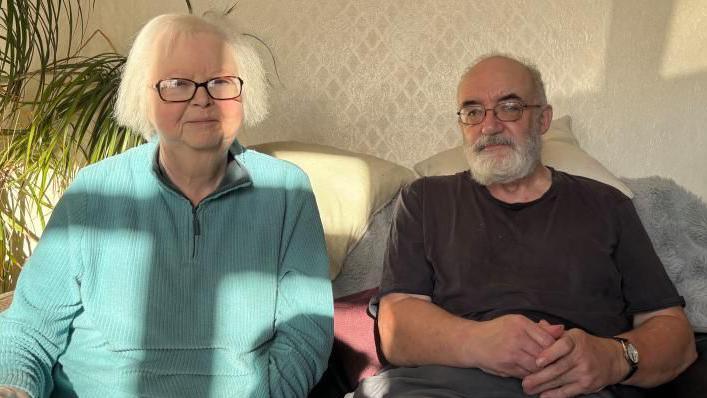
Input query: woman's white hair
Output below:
<box><xmin>114</xmin><ymin>13</ymin><xmax>269</xmax><ymax>139</ymax></box>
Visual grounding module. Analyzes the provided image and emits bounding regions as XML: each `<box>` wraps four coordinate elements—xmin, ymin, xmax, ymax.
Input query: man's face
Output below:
<box><xmin>457</xmin><ymin>57</ymin><xmax>546</xmax><ymax>186</ymax></box>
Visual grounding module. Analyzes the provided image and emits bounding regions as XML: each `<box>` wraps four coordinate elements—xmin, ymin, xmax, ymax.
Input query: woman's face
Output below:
<box><xmin>149</xmin><ymin>31</ymin><xmax>244</xmax><ymax>154</ymax></box>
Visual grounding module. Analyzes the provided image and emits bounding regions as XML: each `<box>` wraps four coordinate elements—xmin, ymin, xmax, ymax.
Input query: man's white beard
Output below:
<box><xmin>463</xmin><ymin>126</ymin><xmax>542</xmax><ymax>186</ymax></box>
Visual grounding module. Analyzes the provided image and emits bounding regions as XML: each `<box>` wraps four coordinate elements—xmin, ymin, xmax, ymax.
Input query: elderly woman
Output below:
<box><xmin>0</xmin><ymin>14</ymin><xmax>332</xmax><ymax>398</ymax></box>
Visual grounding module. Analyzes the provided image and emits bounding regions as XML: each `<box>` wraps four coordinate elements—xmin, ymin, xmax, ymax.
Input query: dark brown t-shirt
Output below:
<box><xmin>378</xmin><ymin>168</ymin><xmax>684</xmax><ymax>337</ymax></box>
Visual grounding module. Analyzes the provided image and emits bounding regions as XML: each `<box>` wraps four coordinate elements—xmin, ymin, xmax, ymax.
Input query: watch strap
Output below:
<box><xmin>613</xmin><ymin>337</ymin><xmax>638</xmax><ymax>382</ymax></box>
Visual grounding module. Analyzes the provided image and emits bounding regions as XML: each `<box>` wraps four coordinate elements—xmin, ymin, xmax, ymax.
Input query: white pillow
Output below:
<box><xmin>413</xmin><ymin>116</ymin><xmax>633</xmax><ymax>197</ymax></box>
<box><xmin>250</xmin><ymin>141</ymin><xmax>416</xmax><ymax>279</ymax></box>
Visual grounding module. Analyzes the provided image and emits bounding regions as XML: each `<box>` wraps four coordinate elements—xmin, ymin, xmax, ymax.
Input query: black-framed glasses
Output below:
<box><xmin>154</xmin><ymin>76</ymin><xmax>244</xmax><ymax>102</ymax></box>
<box><xmin>457</xmin><ymin>100</ymin><xmax>542</xmax><ymax>126</ymax></box>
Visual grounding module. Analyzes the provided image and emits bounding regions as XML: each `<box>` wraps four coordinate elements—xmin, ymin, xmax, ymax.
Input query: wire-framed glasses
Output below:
<box><xmin>457</xmin><ymin>100</ymin><xmax>542</xmax><ymax>125</ymax></box>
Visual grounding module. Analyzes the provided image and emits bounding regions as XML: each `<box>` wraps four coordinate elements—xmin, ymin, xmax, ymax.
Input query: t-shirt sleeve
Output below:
<box><xmin>370</xmin><ymin>180</ymin><xmax>435</xmax><ymax>317</ymax></box>
<box><xmin>613</xmin><ymin>197</ymin><xmax>685</xmax><ymax>314</ymax></box>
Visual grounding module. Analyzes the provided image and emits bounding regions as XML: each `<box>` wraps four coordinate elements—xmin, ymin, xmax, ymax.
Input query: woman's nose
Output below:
<box><xmin>190</xmin><ymin>86</ymin><xmax>213</xmax><ymax>107</ymax></box>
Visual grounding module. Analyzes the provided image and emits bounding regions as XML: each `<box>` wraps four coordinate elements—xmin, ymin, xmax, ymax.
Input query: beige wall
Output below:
<box><xmin>88</xmin><ymin>0</ymin><xmax>707</xmax><ymax>200</ymax></box>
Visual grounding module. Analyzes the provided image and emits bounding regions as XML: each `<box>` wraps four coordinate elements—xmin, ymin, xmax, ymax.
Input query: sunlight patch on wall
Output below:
<box><xmin>660</xmin><ymin>0</ymin><xmax>707</xmax><ymax>78</ymax></box>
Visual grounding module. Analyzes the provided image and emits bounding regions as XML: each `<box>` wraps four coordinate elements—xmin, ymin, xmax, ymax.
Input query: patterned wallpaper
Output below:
<box><xmin>89</xmin><ymin>0</ymin><xmax>707</xmax><ymax>200</ymax></box>
<box><xmin>234</xmin><ymin>0</ymin><xmax>610</xmax><ymax>159</ymax></box>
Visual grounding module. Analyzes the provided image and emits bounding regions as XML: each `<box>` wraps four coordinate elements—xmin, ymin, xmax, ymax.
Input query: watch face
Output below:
<box><xmin>626</xmin><ymin>343</ymin><xmax>639</xmax><ymax>364</ymax></box>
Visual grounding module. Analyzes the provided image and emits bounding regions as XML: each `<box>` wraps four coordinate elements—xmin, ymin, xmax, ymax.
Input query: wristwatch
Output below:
<box><xmin>613</xmin><ymin>337</ymin><xmax>639</xmax><ymax>381</ymax></box>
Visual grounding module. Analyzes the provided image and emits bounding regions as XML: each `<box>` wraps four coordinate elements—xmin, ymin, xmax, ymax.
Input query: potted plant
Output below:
<box><xmin>0</xmin><ymin>0</ymin><xmax>144</xmax><ymax>293</ymax></box>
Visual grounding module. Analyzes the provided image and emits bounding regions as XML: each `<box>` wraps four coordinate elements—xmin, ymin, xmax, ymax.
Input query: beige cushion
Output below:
<box><xmin>413</xmin><ymin>115</ymin><xmax>633</xmax><ymax>197</ymax></box>
<box><xmin>250</xmin><ymin>141</ymin><xmax>417</xmax><ymax>279</ymax></box>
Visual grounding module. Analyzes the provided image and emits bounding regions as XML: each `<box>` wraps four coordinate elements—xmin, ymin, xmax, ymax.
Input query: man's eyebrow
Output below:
<box><xmin>498</xmin><ymin>93</ymin><xmax>523</xmax><ymax>102</ymax></box>
<box><xmin>460</xmin><ymin>100</ymin><xmax>481</xmax><ymax>108</ymax></box>
<box><xmin>460</xmin><ymin>93</ymin><xmax>524</xmax><ymax>108</ymax></box>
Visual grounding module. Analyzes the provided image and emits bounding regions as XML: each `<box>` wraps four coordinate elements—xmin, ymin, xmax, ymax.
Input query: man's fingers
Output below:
<box><xmin>522</xmin><ymin>356</ymin><xmax>572</xmax><ymax>395</ymax></box>
<box><xmin>479</xmin><ymin>367</ymin><xmax>507</xmax><ymax>377</ymax></box>
<box><xmin>538</xmin><ymin>382</ymin><xmax>587</xmax><ymax>398</ymax></box>
<box><xmin>520</xmin><ymin>337</ymin><xmax>546</xmax><ymax>357</ymax></box>
<box><xmin>536</xmin><ymin>334</ymin><xmax>574</xmax><ymax>368</ymax></box>
<box><xmin>511</xmin><ymin>365</ymin><xmax>532</xmax><ymax>378</ymax></box>
<box><xmin>480</xmin><ymin>366</ymin><xmax>528</xmax><ymax>379</ymax></box>
<box><xmin>516</xmin><ymin>350</ymin><xmax>544</xmax><ymax>374</ymax></box>
<box><xmin>538</xmin><ymin>319</ymin><xmax>565</xmax><ymax>339</ymax></box>
<box><xmin>525</xmin><ymin>322</ymin><xmax>558</xmax><ymax>349</ymax></box>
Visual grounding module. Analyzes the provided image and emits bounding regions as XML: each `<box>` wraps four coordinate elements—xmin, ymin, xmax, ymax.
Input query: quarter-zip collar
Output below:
<box><xmin>149</xmin><ymin>139</ymin><xmax>253</xmax><ymax>204</ymax></box>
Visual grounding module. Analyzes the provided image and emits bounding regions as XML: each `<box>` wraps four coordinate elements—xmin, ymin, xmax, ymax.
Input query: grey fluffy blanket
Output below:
<box><xmin>623</xmin><ymin>177</ymin><xmax>707</xmax><ymax>332</ymax></box>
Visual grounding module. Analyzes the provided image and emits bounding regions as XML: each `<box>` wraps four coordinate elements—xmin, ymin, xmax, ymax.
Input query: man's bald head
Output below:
<box><xmin>458</xmin><ymin>54</ymin><xmax>547</xmax><ymax>106</ymax></box>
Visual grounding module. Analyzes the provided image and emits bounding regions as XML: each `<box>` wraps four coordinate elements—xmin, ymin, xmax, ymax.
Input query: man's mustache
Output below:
<box><xmin>472</xmin><ymin>134</ymin><xmax>516</xmax><ymax>153</ymax></box>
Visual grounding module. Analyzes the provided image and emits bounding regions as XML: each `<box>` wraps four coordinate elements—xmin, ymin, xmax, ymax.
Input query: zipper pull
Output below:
<box><xmin>192</xmin><ymin>208</ymin><xmax>201</xmax><ymax>236</ymax></box>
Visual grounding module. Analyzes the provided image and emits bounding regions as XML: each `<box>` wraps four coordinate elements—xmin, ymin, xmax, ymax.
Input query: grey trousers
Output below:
<box><xmin>347</xmin><ymin>365</ymin><xmax>646</xmax><ymax>398</ymax></box>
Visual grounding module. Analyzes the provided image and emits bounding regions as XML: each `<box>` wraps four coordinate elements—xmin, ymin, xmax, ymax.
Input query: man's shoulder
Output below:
<box><xmin>553</xmin><ymin>169</ymin><xmax>630</xmax><ymax>204</ymax></box>
<box><xmin>407</xmin><ymin>171</ymin><xmax>471</xmax><ymax>194</ymax></box>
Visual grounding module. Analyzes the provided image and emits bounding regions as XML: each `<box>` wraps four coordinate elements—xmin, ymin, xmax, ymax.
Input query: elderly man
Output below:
<box><xmin>350</xmin><ymin>55</ymin><xmax>696</xmax><ymax>398</ymax></box>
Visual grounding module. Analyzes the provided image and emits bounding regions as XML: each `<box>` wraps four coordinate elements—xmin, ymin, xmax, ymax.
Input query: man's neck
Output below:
<box><xmin>485</xmin><ymin>164</ymin><xmax>552</xmax><ymax>204</ymax></box>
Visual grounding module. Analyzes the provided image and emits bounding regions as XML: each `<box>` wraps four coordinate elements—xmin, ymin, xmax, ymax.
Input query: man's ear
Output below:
<box><xmin>538</xmin><ymin>105</ymin><xmax>553</xmax><ymax>135</ymax></box>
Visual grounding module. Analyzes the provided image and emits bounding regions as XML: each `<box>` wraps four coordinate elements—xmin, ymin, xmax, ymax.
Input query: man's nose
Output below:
<box><xmin>479</xmin><ymin>109</ymin><xmax>502</xmax><ymax>135</ymax></box>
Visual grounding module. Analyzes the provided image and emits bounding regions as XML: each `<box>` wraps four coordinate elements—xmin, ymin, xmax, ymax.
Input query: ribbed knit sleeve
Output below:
<box><xmin>268</xmin><ymin>171</ymin><xmax>334</xmax><ymax>397</ymax></box>
<box><xmin>0</xmin><ymin>174</ymin><xmax>87</xmax><ymax>398</ymax></box>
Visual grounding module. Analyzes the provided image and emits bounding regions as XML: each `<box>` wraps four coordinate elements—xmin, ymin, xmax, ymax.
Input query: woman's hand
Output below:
<box><xmin>0</xmin><ymin>387</ymin><xmax>30</xmax><ymax>398</ymax></box>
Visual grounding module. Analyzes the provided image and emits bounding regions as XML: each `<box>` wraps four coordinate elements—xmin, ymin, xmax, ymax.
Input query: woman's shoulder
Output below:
<box><xmin>80</xmin><ymin>142</ymin><xmax>152</xmax><ymax>171</ymax></box>
<box><xmin>72</xmin><ymin>142</ymin><xmax>154</xmax><ymax>189</ymax></box>
<box><xmin>239</xmin><ymin>147</ymin><xmax>311</xmax><ymax>185</ymax></box>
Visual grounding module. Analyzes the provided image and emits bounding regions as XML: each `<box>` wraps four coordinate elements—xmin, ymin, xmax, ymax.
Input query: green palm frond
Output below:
<box><xmin>0</xmin><ymin>0</ymin><xmax>142</xmax><ymax>292</ymax></box>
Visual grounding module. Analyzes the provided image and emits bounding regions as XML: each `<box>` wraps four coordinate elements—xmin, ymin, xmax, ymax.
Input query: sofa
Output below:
<box><xmin>1</xmin><ymin>115</ymin><xmax>705</xmax><ymax>396</ymax></box>
<box><xmin>251</xmin><ymin>116</ymin><xmax>707</xmax><ymax>397</ymax></box>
